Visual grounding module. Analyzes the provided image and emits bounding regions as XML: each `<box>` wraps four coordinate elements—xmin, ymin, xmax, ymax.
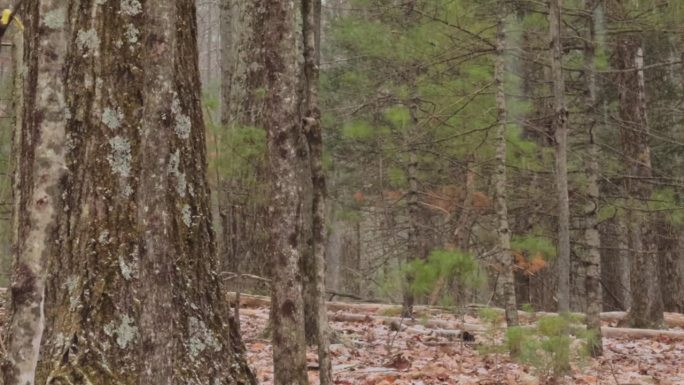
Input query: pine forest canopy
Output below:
<box><xmin>0</xmin><ymin>0</ymin><xmax>682</xmax><ymax>384</ymax></box>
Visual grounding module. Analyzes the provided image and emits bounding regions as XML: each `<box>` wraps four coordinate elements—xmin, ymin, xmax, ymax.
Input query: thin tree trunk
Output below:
<box><xmin>2</xmin><ymin>2</ymin><xmax>66</xmax><ymax>383</ymax></box>
<box><xmin>494</xmin><ymin>13</ymin><xmax>519</xmax><ymax>328</ymax></box>
<box><xmin>615</xmin><ymin>33</ymin><xmax>664</xmax><ymax>328</ymax></box>
<box><xmin>402</xmin><ymin>87</ymin><xmax>421</xmax><ymax>318</ymax></box>
<box><xmin>616</xmin><ymin>216</ymin><xmax>631</xmax><ymax>309</ymax></box>
<box><xmin>549</xmin><ymin>0</ymin><xmax>570</xmax><ymax>313</ymax></box>
<box><xmin>220</xmin><ymin>0</ymin><xmax>271</xmax><ymax>279</ymax></box>
<box><xmin>220</xmin><ymin>0</ymin><xmax>241</xmax><ymax>127</ymax></box>
<box><xmin>657</xmin><ymin>219</ymin><xmax>684</xmax><ymax>312</ymax></box>
<box><xmin>302</xmin><ymin>0</ymin><xmax>332</xmax><ymax>382</ymax></box>
<box><xmin>261</xmin><ymin>0</ymin><xmax>309</xmax><ymax>383</ymax></box>
<box><xmin>583</xmin><ymin>0</ymin><xmax>603</xmax><ymax>356</ymax></box>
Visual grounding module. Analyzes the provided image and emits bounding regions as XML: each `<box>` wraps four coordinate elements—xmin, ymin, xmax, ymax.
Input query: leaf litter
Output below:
<box><xmin>239</xmin><ymin>306</ymin><xmax>684</xmax><ymax>385</ymax></box>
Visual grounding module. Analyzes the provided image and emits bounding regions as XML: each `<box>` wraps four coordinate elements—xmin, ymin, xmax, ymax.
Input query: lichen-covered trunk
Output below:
<box><xmin>260</xmin><ymin>1</ymin><xmax>309</xmax><ymax>384</ymax></box>
<box><xmin>582</xmin><ymin>0</ymin><xmax>603</xmax><ymax>356</ymax></box>
<box><xmin>2</xmin><ymin>1</ymin><xmax>67</xmax><ymax>383</ymax></box>
<box><xmin>301</xmin><ymin>0</ymin><xmax>332</xmax><ymax>383</ymax></box>
<box><xmin>494</xmin><ymin>14</ymin><xmax>519</xmax><ymax>328</ymax></box>
<box><xmin>616</xmin><ymin>35</ymin><xmax>664</xmax><ymax>328</ymax></box>
<box><xmin>549</xmin><ymin>0</ymin><xmax>570</xmax><ymax>313</ymax></box>
<box><xmin>8</xmin><ymin>1</ymin><xmax>257</xmax><ymax>384</ymax></box>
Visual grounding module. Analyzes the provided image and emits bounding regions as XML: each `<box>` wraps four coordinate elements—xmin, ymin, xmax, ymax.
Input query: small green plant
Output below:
<box><xmin>404</xmin><ymin>249</ymin><xmax>486</xmax><ymax>305</ymax></box>
<box><xmin>476</xmin><ymin>308</ymin><xmax>506</xmax><ymax>357</ymax></box>
<box><xmin>504</xmin><ymin>315</ymin><xmax>591</xmax><ymax>379</ymax></box>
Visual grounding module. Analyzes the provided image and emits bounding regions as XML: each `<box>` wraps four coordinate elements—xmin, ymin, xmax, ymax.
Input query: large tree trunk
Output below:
<box><xmin>582</xmin><ymin>0</ymin><xmax>603</xmax><ymax>356</ymax></box>
<box><xmin>549</xmin><ymin>0</ymin><xmax>571</xmax><ymax>313</ymax></box>
<box><xmin>616</xmin><ymin>34</ymin><xmax>664</xmax><ymax>328</ymax></box>
<box><xmin>2</xmin><ymin>1</ymin><xmax>66</xmax><ymax>383</ymax></box>
<box><xmin>6</xmin><ymin>1</ymin><xmax>258</xmax><ymax>384</ymax></box>
<box><xmin>260</xmin><ymin>1</ymin><xmax>309</xmax><ymax>384</ymax></box>
<box><xmin>494</xmin><ymin>13</ymin><xmax>519</xmax><ymax>328</ymax></box>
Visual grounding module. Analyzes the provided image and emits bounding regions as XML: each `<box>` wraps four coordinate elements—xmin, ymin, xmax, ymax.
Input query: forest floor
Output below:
<box><xmin>240</xmin><ymin>305</ymin><xmax>684</xmax><ymax>385</ymax></box>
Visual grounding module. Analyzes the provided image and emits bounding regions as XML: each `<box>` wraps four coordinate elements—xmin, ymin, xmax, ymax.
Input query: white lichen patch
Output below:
<box><xmin>120</xmin><ymin>0</ymin><xmax>142</xmax><ymax>16</ymax></box>
<box><xmin>102</xmin><ymin>107</ymin><xmax>123</xmax><ymax>129</ymax></box>
<box><xmin>175</xmin><ymin>115</ymin><xmax>191</xmax><ymax>139</ymax></box>
<box><xmin>84</xmin><ymin>74</ymin><xmax>93</xmax><ymax>89</ymax></box>
<box><xmin>167</xmin><ymin>150</ymin><xmax>187</xmax><ymax>197</ymax></box>
<box><xmin>118</xmin><ymin>255</ymin><xmax>136</xmax><ymax>280</ymax></box>
<box><xmin>52</xmin><ymin>333</ymin><xmax>70</xmax><ymax>359</ymax></box>
<box><xmin>76</xmin><ymin>28</ymin><xmax>100</xmax><ymax>53</ymax></box>
<box><xmin>171</xmin><ymin>97</ymin><xmax>191</xmax><ymax>139</ymax></box>
<box><xmin>107</xmin><ymin>136</ymin><xmax>131</xmax><ymax>178</ymax></box>
<box><xmin>64</xmin><ymin>275</ymin><xmax>79</xmax><ymax>293</ymax></box>
<box><xmin>63</xmin><ymin>276</ymin><xmax>80</xmax><ymax>310</ymax></box>
<box><xmin>187</xmin><ymin>316</ymin><xmax>221</xmax><ymax>358</ymax></box>
<box><xmin>182</xmin><ymin>204</ymin><xmax>192</xmax><ymax>227</ymax></box>
<box><xmin>104</xmin><ymin>315</ymin><xmax>138</xmax><ymax>349</ymax></box>
<box><xmin>125</xmin><ymin>24</ymin><xmax>139</xmax><ymax>45</ymax></box>
<box><xmin>43</xmin><ymin>8</ymin><xmax>66</xmax><ymax>29</ymax></box>
<box><xmin>95</xmin><ymin>0</ymin><xmax>108</xmax><ymax>5</ymax></box>
<box><xmin>65</xmin><ymin>135</ymin><xmax>76</xmax><ymax>153</ymax></box>
<box><xmin>98</xmin><ymin>230</ymin><xmax>110</xmax><ymax>244</ymax></box>
<box><xmin>121</xmin><ymin>184</ymin><xmax>133</xmax><ymax>197</ymax></box>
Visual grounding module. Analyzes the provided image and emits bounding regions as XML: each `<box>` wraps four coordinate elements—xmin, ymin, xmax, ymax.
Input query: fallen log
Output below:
<box><xmin>227</xmin><ymin>292</ymin><xmax>684</xmax><ymax>335</ymax></box>
<box><xmin>467</xmin><ymin>306</ymin><xmax>684</xmax><ymax>329</ymax></box>
<box><xmin>329</xmin><ymin>311</ymin><xmax>486</xmax><ymax>333</ymax></box>
<box><xmin>600</xmin><ymin>327</ymin><xmax>684</xmax><ymax>341</ymax></box>
<box><xmin>599</xmin><ymin>311</ymin><xmax>684</xmax><ymax>329</ymax></box>
<box><xmin>227</xmin><ymin>292</ymin><xmax>397</xmax><ymax>313</ymax></box>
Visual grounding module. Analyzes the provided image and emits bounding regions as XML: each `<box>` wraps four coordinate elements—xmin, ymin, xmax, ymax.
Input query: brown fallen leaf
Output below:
<box><xmin>385</xmin><ymin>353</ymin><xmax>411</xmax><ymax>370</ymax></box>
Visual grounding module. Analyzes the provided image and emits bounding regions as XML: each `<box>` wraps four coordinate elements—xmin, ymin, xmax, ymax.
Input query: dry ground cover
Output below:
<box><xmin>239</xmin><ymin>305</ymin><xmax>684</xmax><ymax>385</ymax></box>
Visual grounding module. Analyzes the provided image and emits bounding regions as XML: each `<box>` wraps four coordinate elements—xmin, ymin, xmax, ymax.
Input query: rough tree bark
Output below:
<box><xmin>5</xmin><ymin>1</ymin><xmax>258</xmax><ymax>384</ymax></box>
<box><xmin>494</xmin><ymin>12</ymin><xmax>519</xmax><ymax>328</ymax></box>
<box><xmin>301</xmin><ymin>0</ymin><xmax>333</xmax><ymax>383</ymax></box>
<box><xmin>549</xmin><ymin>0</ymin><xmax>571</xmax><ymax>313</ymax></box>
<box><xmin>582</xmin><ymin>0</ymin><xmax>603</xmax><ymax>356</ymax></box>
<box><xmin>615</xmin><ymin>33</ymin><xmax>664</xmax><ymax>328</ymax></box>
<box><xmin>2</xmin><ymin>1</ymin><xmax>66</xmax><ymax>383</ymax></box>
<box><xmin>261</xmin><ymin>0</ymin><xmax>309</xmax><ymax>384</ymax></box>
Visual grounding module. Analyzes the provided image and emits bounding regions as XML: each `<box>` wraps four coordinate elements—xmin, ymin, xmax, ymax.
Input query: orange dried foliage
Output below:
<box><xmin>514</xmin><ymin>252</ymin><xmax>547</xmax><ymax>276</ymax></box>
<box><xmin>377</xmin><ymin>185</ymin><xmax>491</xmax><ymax>214</ymax></box>
<box><xmin>472</xmin><ymin>191</ymin><xmax>492</xmax><ymax>211</ymax></box>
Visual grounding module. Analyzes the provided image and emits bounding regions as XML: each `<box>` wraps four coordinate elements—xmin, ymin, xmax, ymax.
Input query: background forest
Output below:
<box><xmin>0</xmin><ymin>0</ymin><xmax>683</xmax><ymax>384</ymax></box>
<box><xmin>194</xmin><ymin>0</ymin><xmax>684</xmax><ymax>315</ymax></box>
